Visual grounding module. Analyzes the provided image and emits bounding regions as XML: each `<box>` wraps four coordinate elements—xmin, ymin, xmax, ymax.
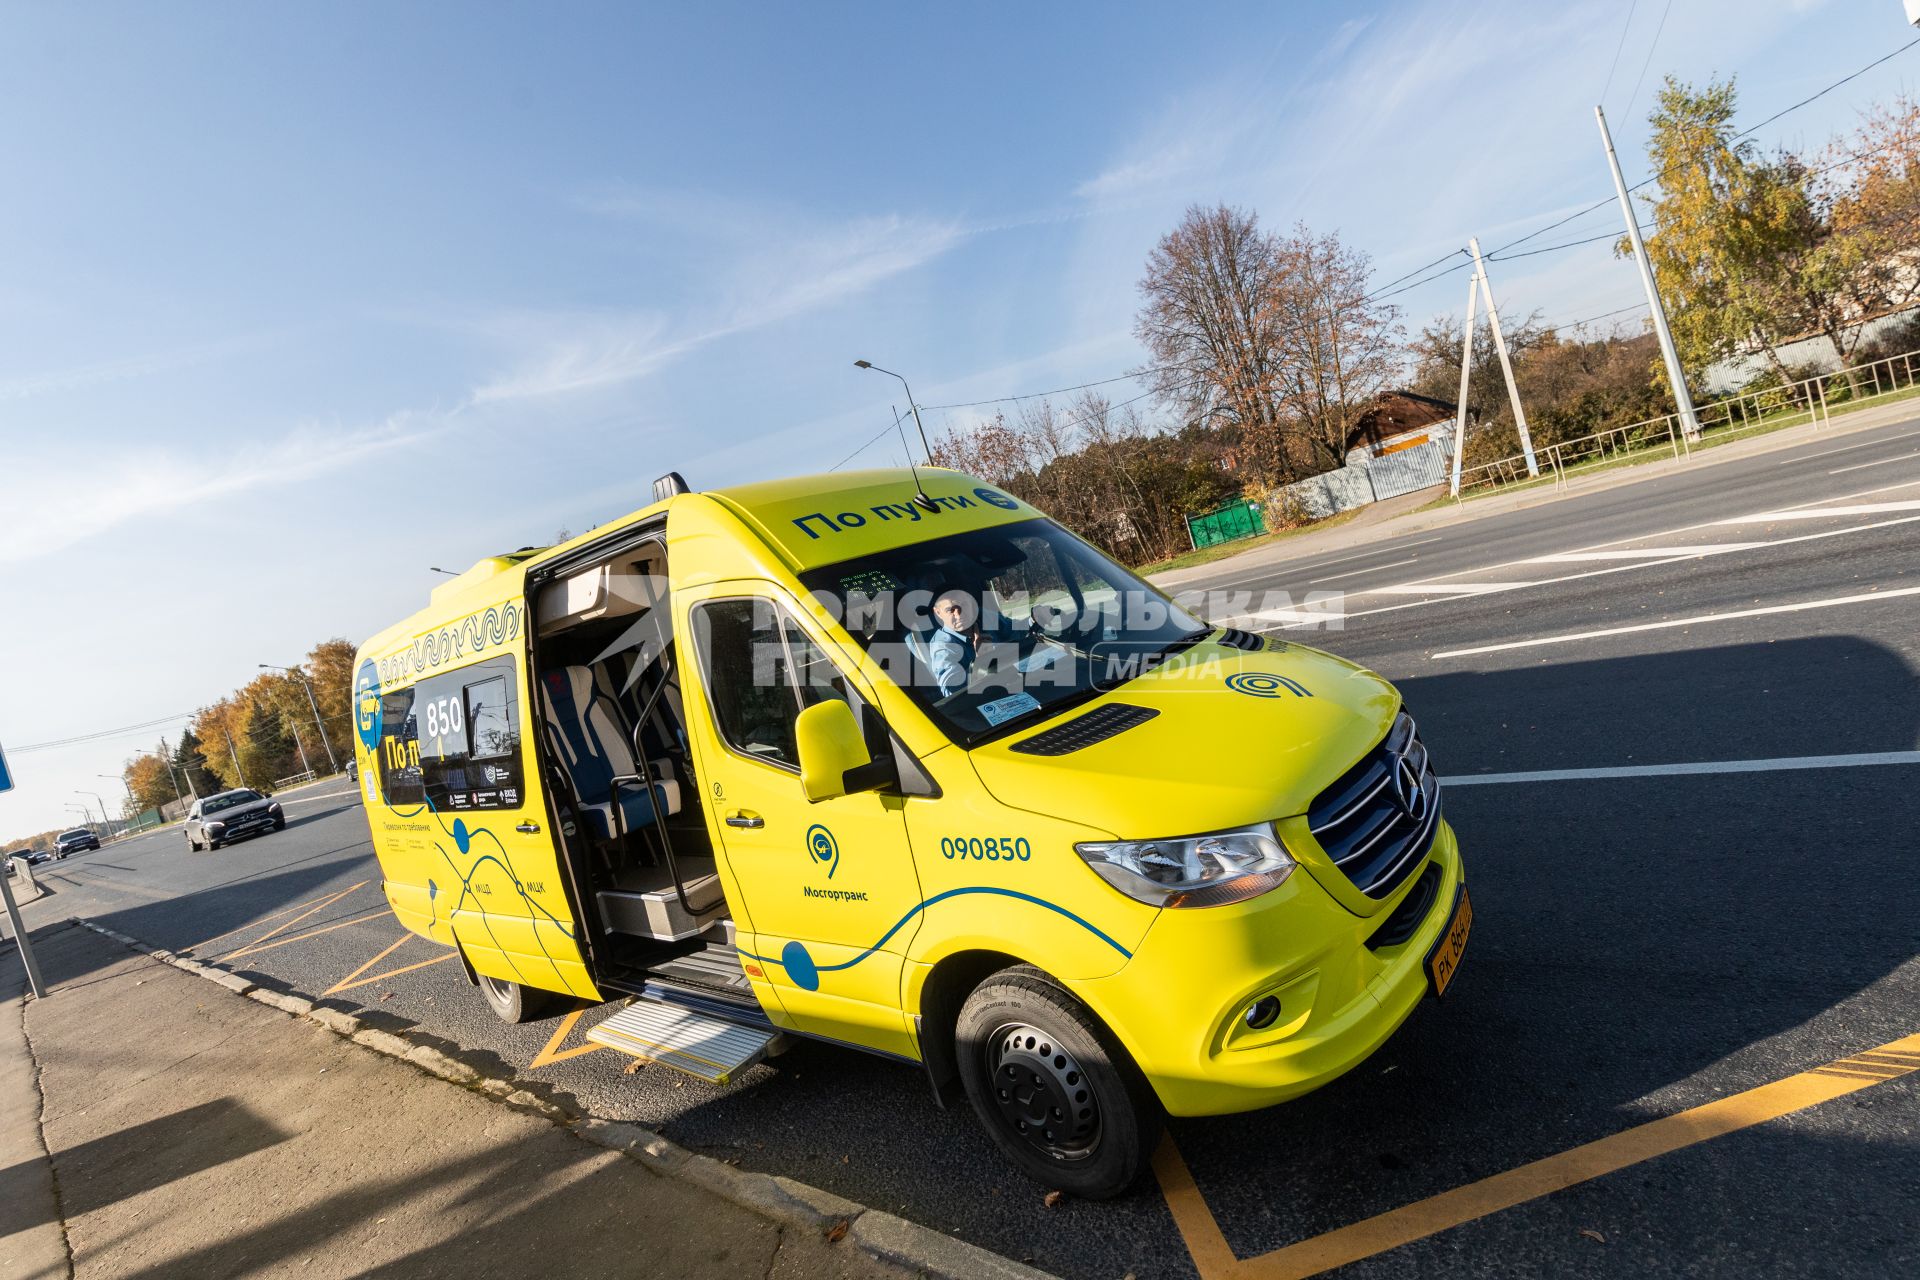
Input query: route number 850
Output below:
<box><xmin>422</xmin><ymin>695</ymin><xmax>464</xmax><ymax>740</ymax></box>
<box><xmin>940</xmin><ymin>835</ymin><xmax>1032</xmax><ymax>861</ymax></box>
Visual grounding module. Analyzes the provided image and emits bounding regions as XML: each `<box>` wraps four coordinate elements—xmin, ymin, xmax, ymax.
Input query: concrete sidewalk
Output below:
<box><xmin>0</xmin><ymin>924</ymin><xmax>905</xmax><ymax>1280</ymax></box>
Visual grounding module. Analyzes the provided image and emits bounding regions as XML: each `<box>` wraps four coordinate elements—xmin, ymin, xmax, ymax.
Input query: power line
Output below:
<box><xmin>1621</xmin><ymin>0</ymin><xmax>1674</xmax><ymax>121</ymax></box>
<box><xmin>923</xmin><ymin>367</ymin><xmax>1173</xmax><ymax>411</ymax></box>
<box><xmin>1599</xmin><ymin>0</ymin><xmax>1641</xmax><ymax>109</ymax></box>
<box><xmin>1735</xmin><ymin>36</ymin><xmax>1920</xmax><ymax>142</ymax></box>
<box><xmin>919</xmin><ymin>250</ymin><xmax>1473</xmax><ymax>414</ymax></box>
<box><xmin>11</xmin><ymin>713</ymin><xmax>196</xmax><ymax>755</ymax></box>
<box><xmin>1491</xmin><ymin>36</ymin><xmax>1920</xmax><ymax>257</ymax></box>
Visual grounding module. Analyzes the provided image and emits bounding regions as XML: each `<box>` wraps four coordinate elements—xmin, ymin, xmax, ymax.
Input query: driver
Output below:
<box><xmin>927</xmin><ymin>585</ymin><xmax>1027</xmax><ymax>697</ymax></box>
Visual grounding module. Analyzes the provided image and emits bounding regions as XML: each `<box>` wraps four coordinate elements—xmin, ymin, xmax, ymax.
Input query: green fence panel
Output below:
<box><xmin>1186</xmin><ymin>498</ymin><xmax>1268</xmax><ymax>549</ymax></box>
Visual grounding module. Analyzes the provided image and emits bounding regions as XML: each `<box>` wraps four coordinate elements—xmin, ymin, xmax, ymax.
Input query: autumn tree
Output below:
<box><xmin>1812</xmin><ymin>94</ymin><xmax>1920</xmax><ymax>363</ymax></box>
<box><xmin>305</xmin><ymin>638</ymin><xmax>357</xmax><ymax>758</ymax></box>
<box><xmin>1634</xmin><ymin>76</ymin><xmax>1827</xmax><ymax>381</ymax></box>
<box><xmin>122</xmin><ymin>748</ymin><xmax>181</xmax><ymax>813</ymax></box>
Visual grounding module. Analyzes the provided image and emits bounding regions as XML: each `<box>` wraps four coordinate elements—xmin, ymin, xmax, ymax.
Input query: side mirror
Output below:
<box><xmin>795</xmin><ymin>700</ymin><xmax>891</xmax><ymax>803</ymax></box>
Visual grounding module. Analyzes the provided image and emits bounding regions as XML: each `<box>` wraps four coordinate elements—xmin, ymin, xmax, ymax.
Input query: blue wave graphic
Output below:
<box><xmin>741</xmin><ymin>886</ymin><xmax>1133</xmax><ymax>992</ymax></box>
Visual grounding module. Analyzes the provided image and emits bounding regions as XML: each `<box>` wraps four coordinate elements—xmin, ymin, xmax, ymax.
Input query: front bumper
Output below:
<box><xmin>1074</xmin><ymin>821</ymin><xmax>1465</xmax><ymax>1117</ymax></box>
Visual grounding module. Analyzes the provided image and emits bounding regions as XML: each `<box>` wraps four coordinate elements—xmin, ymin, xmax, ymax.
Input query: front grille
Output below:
<box><xmin>1307</xmin><ymin>711</ymin><xmax>1440</xmax><ymax>898</ymax></box>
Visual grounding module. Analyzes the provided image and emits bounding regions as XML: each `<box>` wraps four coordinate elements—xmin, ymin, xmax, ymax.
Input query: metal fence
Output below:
<box><xmin>1454</xmin><ymin>345</ymin><xmax>1920</xmax><ymax>500</ymax></box>
<box><xmin>1186</xmin><ymin>498</ymin><xmax>1268</xmax><ymax>549</ymax></box>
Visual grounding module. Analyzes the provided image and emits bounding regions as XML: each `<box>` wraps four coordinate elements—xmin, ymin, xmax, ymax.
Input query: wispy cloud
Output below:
<box><xmin>0</xmin><ymin>414</ymin><xmax>441</xmax><ymax>564</ymax></box>
<box><xmin>0</xmin><ymin>335</ymin><xmax>268</xmax><ymax>403</ymax></box>
<box><xmin>471</xmin><ymin>208</ymin><xmax>965</xmax><ymax>404</ymax></box>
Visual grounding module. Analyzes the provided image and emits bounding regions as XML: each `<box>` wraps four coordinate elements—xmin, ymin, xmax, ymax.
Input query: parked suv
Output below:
<box><xmin>185</xmin><ymin>790</ymin><xmax>285</xmax><ymax>850</ymax></box>
<box><xmin>55</xmin><ymin>828</ymin><xmax>101</xmax><ymax>855</ymax></box>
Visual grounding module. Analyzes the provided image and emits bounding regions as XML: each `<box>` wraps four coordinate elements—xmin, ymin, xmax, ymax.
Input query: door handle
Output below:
<box><xmin>724</xmin><ymin>811</ymin><xmax>765</xmax><ymax>829</ymax></box>
<box><xmin>515</xmin><ymin>821</ymin><xmax>542</xmax><ymax>834</ymax></box>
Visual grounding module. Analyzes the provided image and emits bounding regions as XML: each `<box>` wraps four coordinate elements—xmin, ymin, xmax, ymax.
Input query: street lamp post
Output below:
<box><xmin>259</xmin><ymin>664</ymin><xmax>340</xmax><ymax>774</ymax></box>
<box><xmin>76</xmin><ymin>791</ymin><xmax>108</xmax><ymax>831</ymax></box>
<box><xmin>99</xmin><ymin>774</ymin><xmax>134</xmax><ymax>819</ymax></box>
<box><xmin>853</xmin><ymin>361</ymin><xmax>935</xmax><ymax>464</ymax></box>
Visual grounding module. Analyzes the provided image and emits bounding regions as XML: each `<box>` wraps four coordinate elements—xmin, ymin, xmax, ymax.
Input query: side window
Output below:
<box><xmin>694</xmin><ymin>597</ymin><xmax>862</xmax><ymax>771</ymax></box>
<box><xmin>377</xmin><ymin>655</ymin><xmax>525</xmax><ymax>811</ymax></box>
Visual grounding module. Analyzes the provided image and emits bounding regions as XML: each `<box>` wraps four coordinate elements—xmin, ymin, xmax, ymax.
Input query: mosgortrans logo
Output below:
<box><xmin>806</xmin><ymin>823</ymin><xmax>841</xmax><ymax>878</ymax></box>
<box><xmin>974</xmin><ymin>486</ymin><xmax>1020</xmax><ymax>510</ymax></box>
<box><xmin>1225</xmin><ymin>671</ymin><xmax>1313</xmax><ymax>699</ymax></box>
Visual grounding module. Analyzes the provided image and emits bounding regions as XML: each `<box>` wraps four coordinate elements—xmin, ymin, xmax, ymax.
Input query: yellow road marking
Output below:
<box><xmin>1156</xmin><ymin>1031</ymin><xmax>1920</xmax><ymax>1279</ymax></box>
<box><xmin>183</xmin><ymin>882</ymin><xmax>371</xmax><ymax>953</ymax></box>
<box><xmin>203</xmin><ymin>881</ymin><xmax>369</xmax><ymax>959</ymax></box>
<box><xmin>222</xmin><ymin>909</ymin><xmax>392</xmax><ymax>961</ymax></box>
<box><xmin>529</xmin><ymin>1007</ymin><xmax>610</xmax><ymax>1069</ymax></box>
<box><xmin>324</xmin><ymin>949</ymin><xmax>457</xmax><ymax>996</ymax></box>
<box><xmin>322</xmin><ymin>934</ymin><xmax>412</xmax><ymax>995</ymax></box>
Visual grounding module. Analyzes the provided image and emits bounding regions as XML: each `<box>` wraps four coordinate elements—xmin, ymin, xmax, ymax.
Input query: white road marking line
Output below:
<box><xmin>1368</xmin><ymin>581</ymin><xmax>1536</xmax><ymax>596</ymax></box>
<box><xmin>1830</xmin><ymin>451</ymin><xmax>1920</xmax><ymax>476</ymax></box>
<box><xmin>1779</xmin><ymin>429</ymin><xmax>1920</xmax><ymax>463</ymax></box>
<box><xmin>1240</xmin><ymin>608</ymin><xmax>1337</xmax><ymax>624</ymax></box>
<box><xmin>1310</xmin><ymin>557</ymin><xmax>1421</xmax><ymax>584</ymax></box>
<box><xmin>284</xmin><ymin>788</ymin><xmax>355</xmax><ymax>808</ymax></box>
<box><xmin>1443</xmin><ymin>751</ymin><xmax>1920</xmax><ymax>785</ymax></box>
<box><xmin>1260</xmin><ymin>536</ymin><xmax>1445</xmax><ymax>578</ymax></box>
<box><xmin>1524</xmin><ymin>543</ymin><xmax>1763</xmax><ymax>562</ymax></box>
<box><xmin>1428</xmin><ymin>584</ymin><xmax>1920</xmax><ymax>659</ymax></box>
<box><xmin>1266</xmin><ymin>514</ymin><xmax>1920</xmax><ymax>630</ymax></box>
<box><xmin>1725</xmin><ymin>500</ymin><xmax>1920</xmax><ymax>522</ymax></box>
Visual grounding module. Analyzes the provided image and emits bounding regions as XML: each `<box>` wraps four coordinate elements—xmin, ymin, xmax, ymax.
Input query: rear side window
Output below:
<box><xmin>378</xmin><ymin>655</ymin><xmax>525</xmax><ymax>811</ymax></box>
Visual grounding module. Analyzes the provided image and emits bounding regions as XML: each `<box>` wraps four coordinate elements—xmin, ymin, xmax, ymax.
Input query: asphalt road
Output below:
<box><xmin>18</xmin><ymin>412</ymin><xmax>1920</xmax><ymax>1279</ymax></box>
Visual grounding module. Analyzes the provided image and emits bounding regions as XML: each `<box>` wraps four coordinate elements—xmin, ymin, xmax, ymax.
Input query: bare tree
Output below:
<box><xmin>1267</xmin><ymin>224</ymin><xmax>1404</xmax><ymax>473</ymax></box>
<box><xmin>1134</xmin><ymin>204</ymin><xmax>1291</xmax><ymax>474</ymax></box>
<box><xmin>1135</xmin><ymin>206</ymin><xmax>1400</xmax><ymax>480</ymax></box>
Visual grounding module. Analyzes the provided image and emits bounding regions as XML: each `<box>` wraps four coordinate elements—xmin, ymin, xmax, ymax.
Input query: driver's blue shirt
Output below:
<box><xmin>927</xmin><ymin>624</ymin><xmax>975</xmax><ymax>697</ymax></box>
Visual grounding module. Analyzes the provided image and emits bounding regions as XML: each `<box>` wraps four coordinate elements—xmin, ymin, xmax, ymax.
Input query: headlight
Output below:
<box><xmin>1075</xmin><ymin>823</ymin><xmax>1294</xmax><ymax>908</ymax></box>
<box><xmin>268</xmin><ymin>803</ymin><xmax>282</xmax><ymax>814</ymax></box>
<box><xmin>205</xmin><ymin>820</ymin><xmax>226</xmax><ymax>833</ymax></box>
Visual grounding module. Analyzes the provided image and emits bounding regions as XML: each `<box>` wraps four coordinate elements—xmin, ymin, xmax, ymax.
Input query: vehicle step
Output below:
<box><xmin>586</xmin><ymin>999</ymin><xmax>786</xmax><ymax>1086</ymax></box>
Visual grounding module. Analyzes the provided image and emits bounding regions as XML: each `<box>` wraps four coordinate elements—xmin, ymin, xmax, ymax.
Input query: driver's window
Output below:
<box><xmin>695</xmin><ymin>597</ymin><xmax>862</xmax><ymax>772</ymax></box>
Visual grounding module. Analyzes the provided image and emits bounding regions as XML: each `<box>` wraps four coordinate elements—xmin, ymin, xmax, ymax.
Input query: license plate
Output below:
<box><xmin>1425</xmin><ymin>886</ymin><xmax>1472</xmax><ymax>997</ymax></box>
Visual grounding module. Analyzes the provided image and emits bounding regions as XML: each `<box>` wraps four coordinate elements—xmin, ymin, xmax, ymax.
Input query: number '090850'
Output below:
<box><xmin>940</xmin><ymin>836</ymin><xmax>1031</xmax><ymax>861</ymax></box>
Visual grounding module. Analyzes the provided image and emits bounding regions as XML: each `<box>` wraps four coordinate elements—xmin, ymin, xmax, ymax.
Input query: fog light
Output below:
<box><xmin>1244</xmin><ymin>996</ymin><xmax>1281</xmax><ymax>1030</ymax></box>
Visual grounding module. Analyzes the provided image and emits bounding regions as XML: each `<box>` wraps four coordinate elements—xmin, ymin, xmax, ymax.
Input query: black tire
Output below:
<box><xmin>478</xmin><ymin>973</ymin><xmax>559</xmax><ymax>1024</ymax></box>
<box><xmin>954</xmin><ymin>964</ymin><xmax>1162</xmax><ymax>1199</ymax></box>
<box><xmin>273</xmin><ymin>817</ymin><xmax>286</xmax><ymax>831</ymax></box>
<box><xmin>187</xmin><ymin>834</ymin><xmax>199</xmax><ymax>851</ymax></box>
<box><xmin>208</xmin><ymin>838</ymin><xmax>221</xmax><ymax>851</ymax></box>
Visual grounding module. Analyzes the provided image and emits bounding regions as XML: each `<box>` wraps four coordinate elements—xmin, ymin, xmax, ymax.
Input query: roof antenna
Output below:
<box><xmin>892</xmin><ymin>405</ymin><xmax>940</xmax><ymax>513</ymax></box>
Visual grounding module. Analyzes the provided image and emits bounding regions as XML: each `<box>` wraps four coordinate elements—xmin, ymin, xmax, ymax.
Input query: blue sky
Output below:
<box><xmin>0</xmin><ymin>0</ymin><xmax>1910</xmax><ymax>833</ymax></box>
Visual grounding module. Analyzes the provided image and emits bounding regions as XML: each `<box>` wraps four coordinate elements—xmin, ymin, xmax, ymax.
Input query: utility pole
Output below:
<box><xmin>1597</xmin><ymin>104</ymin><xmax>1701</xmax><ymax>440</ymax></box>
<box><xmin>222</xmin><ymin>728</ymin><xmax>244</xmax><ymax>789</ymax></box>
<box><xmin>1451</xmin><ymin>272</ymin><xmax>1481</xmax><ymax>496</ymax></box>
<box><xmin>261</xmin><ymin>665</ymin><xmax>339</xmax><ymax>774</ymax></box>
<box><xmin>160</xmin><ymin>735</ymin><xmax>197</xmax><ymax>799</ymax></box>
<box><xmin>1467</xmin><ymin>238</ymin><xmax>1540</xmax><ymax>477</ymax></box>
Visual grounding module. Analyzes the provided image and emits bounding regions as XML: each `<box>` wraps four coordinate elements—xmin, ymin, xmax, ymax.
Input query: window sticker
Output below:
<box><xmin>977</xmin><ymin>691</ymin><xmax>1042</xmax><ymax>726</ymax></box>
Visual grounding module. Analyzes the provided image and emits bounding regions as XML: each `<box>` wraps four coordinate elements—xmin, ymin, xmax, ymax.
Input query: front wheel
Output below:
<box><xmin>955</xmin><ymin>965</ymin><xmax>1162</xmax><ymax>1200</ymax></box>
<box><xmin>478</xmin><ymin>973</ymin><xmax>559</xmax><ymax>1024</ymax></box>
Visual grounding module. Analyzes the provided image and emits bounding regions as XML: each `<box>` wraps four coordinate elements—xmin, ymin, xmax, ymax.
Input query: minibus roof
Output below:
<box><xmin>359</xmin><ymin>468</ymin><xmax>1043</xmax><ymax>660</ymax></box>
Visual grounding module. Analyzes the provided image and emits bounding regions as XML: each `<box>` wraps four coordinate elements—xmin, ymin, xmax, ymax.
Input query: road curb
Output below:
<box><xmin>67</xmin><ymin>917</ymin><xmax>1058</xmax><ymax>1280</ymax></box>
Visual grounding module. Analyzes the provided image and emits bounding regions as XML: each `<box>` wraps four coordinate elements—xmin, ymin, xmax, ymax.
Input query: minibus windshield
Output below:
<box><xmin>800</xmin><ymin>518</ymin><xmax>1208</xmax><ymax>744</ymax></box>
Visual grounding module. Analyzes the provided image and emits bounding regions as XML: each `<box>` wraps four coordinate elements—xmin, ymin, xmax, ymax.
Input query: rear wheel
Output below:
<box><xmin>478</xmin><ymin>973</ymin><xmax>559</xmax><ymax>1024</ymax></box>
<box><xmin>955</xmin><ymin>965</ymin><xmax>1162</xmax><ymax>1200</ymax></box>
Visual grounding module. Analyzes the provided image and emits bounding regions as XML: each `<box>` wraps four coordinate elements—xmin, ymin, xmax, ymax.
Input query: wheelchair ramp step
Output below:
<box><xmin>586</xmin><ymin>999</ymin><xmax>785</xmax><ymax>1085</ymax></box>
